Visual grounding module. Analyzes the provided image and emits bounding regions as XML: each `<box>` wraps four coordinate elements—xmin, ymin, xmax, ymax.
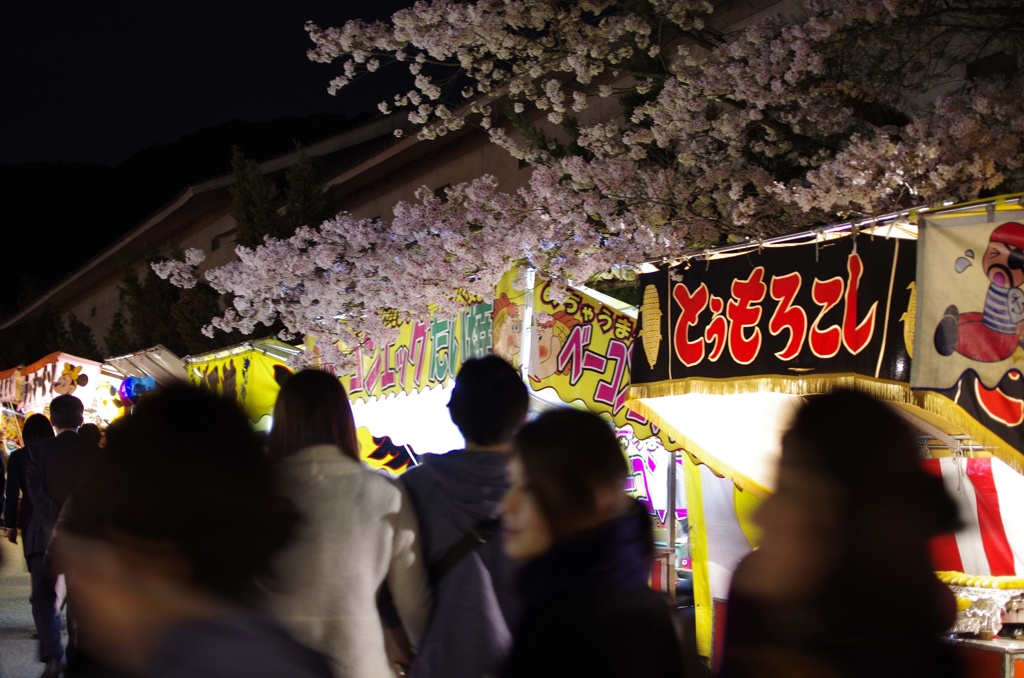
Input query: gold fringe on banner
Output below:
<box><xmin>629</xmin><ymin>374</ymin><xmax>1024</xmax><ymax>479</ymax></box>
<box><xmin>629</xmin><ymin>373</ymin><xmax>914</xmax><ymax>404</ymax></box>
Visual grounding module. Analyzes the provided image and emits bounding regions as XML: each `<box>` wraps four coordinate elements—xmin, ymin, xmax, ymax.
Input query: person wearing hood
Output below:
<box><xmin>398</xmin><ymin>355</ymin><xmax>529</xmax><ymax>678</ymax></box>
<box><xmin>500</xmin><ymin>407</ymin><xmax>686</xmax><ymax>678</ymax></box>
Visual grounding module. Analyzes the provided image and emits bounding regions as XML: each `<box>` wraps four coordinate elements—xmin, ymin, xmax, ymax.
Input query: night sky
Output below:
<box><xmin>0</xmin><ymin>0</ymin><xmax>414</xmax><ymax>166</ymax></box>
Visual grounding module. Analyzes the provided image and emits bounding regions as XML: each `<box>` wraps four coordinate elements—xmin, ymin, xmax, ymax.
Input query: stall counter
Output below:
<box><xmin>947</xmin><ymin>636</ymin><xmax>1024</xmax><ymax>678</ymax></box>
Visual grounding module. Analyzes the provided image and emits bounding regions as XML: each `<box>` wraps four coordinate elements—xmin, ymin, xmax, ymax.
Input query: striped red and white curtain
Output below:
<box><xmin>924</xmin><ymin>457</ymin><xmax>1024</xmax><ymax>576</ymax></box>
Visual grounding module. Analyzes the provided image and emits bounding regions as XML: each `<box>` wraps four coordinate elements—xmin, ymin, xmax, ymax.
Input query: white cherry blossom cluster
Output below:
<box><xmin>306</xmin><ymin>0</ymin><xmax>1022</xmax><ymax>228</ymax></box>
<box><xmin>158</xmin><ymin>0</ymin><xmax>1024</xmax><ymax>357</ymax></box>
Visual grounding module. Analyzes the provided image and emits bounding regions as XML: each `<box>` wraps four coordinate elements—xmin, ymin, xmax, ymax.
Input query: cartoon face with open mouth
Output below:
<box><xmin>984</xmin><ymin>241</ymin><xmax>1024</xmax><ymax>290</ymax></box>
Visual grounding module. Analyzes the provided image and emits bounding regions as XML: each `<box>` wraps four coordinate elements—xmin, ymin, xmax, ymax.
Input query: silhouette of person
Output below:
<box><xmin>50</xmin><ymin>383</ymin><xmax>332</xmax><ymax>678</ymax></box>
<box><xmin>719</xmin><ymin>389</ymin><xmax>963</xmax><ymax>678</ymax></box>
<box><xmin>25</xmin><ymin>395</ymin><xmax>90</xmax><ymax>677</ymax></box>
<box><xmin>397</xmin><ymin>355</ymin><xmax>529</xmax><ymax>678</ymax></box>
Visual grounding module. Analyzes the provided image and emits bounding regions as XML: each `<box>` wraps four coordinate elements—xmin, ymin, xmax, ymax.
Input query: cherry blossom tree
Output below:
<box><xmin>156</xmin><ymin>0</ymin><xmax>1024</xmax><ymax>364</ymax></box>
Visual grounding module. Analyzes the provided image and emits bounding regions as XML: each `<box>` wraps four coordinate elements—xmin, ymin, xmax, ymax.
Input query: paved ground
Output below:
<box><xmin>0</xmin><ymin>535</ymin><xmax>45</xmax><ymax>678</ymax></box>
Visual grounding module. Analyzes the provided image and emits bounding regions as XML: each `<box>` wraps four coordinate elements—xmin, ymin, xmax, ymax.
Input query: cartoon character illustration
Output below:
<box><xmin>54</xmin><ymin>363</ymin><xmax>89</xmax><ymax>395</ymax></box>
<box><xmin>935</xmin><ymin>222</ymin><xmax>1024</xmax><ymax>362</ymax></box>
<box><xmin>492</xmin><ymin>293</ymin><xmax>522</xmax><ymax>366</ymax></box>
<box><xmin>528</xmin><ymin>310</ymin><xmax>577</xmax><ymax>382</ymax></box>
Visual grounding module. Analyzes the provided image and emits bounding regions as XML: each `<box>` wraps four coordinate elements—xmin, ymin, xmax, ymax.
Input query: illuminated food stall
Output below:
<box><xmin>627</xmin><ymin>194</ymin><xmax>1024</xmax><ymax>674</ymax></box>
<box><xmin>334</xmin><ymin>269</ymin><xmax>687</xmax><ymax>590</ymax></box>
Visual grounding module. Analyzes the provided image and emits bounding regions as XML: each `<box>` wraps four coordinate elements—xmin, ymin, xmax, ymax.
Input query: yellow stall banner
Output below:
<box><xmin>495</xmin><ymin>269</ymin><xmax>675</xmax><ymax>446</ymax></box>
<box><xmin>341</xmin><ymin>299</ymin><xmax>495</xmax><ymax>403</ymax></box>
<box><xmin>188</xmin><ymin>347</ymin><xmax>288</xmax><ymax>430</ymax></box>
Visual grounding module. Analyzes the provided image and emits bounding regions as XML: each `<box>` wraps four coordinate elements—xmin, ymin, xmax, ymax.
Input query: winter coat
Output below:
<box><xmin>268</xmin><ymin>445</ymin><xmax>432</xmax><ymax>678</ymax></box>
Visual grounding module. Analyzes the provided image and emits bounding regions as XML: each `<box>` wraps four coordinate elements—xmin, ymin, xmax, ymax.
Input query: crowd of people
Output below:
<box><xmin>0</xmin><ymin>355</ymin><xmax>964</xmax><ymax>678</ymax></box>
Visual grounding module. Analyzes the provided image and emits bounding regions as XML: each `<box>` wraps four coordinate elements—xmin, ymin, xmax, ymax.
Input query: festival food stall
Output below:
<box><xmin>626</xmin><ymin>194</ymin><xmax>1024</xmax><ymax>674</ymax></box>
<box><xmin>331</xmin><ymin>269</ymin><xmax>688</xmax><ymax>594</ymax></box>
<box><xmin>1</xmin><ymin>366</ymin><xmax>24</xmax><ymax>457</ymax></box>
<box><xmin>182</xmin><ymin>337</ymin><xmax>435</xmax><ymax>476</ymax></box>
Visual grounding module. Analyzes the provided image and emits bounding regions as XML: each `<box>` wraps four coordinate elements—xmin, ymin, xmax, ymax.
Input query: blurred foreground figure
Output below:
<box><xmin>267</xmin><ymin>369</ymin><xmax>431</xmax><ymax>677</ymax></box>
<box><xmin>52</xmin><ymin>383</ymin><xmax>332</xmax><ymax>678</ymax></box>
<box><xmin>718</xmin><ymin>389</ymin><xmax>963</xmax><ymax>678</ymax></box>
<box><xmin>501</xmin><ymin>408</ymin><xmax>686</xmax><ymax>678</ymax></box>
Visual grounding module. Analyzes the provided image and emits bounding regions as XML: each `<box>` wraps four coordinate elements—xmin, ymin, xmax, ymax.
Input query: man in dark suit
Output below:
<box><xmin>26</xmin><ymin>394</ymin><xmax>90</xmax><ymax>678</ymax></box>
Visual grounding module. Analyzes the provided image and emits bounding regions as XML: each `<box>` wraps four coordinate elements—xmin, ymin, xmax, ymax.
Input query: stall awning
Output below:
<box><xmin>105</xmin><ymin>344</ymin><xmax>187</xmax><ymax>385</ymax></box>
<box><xmin>629</xmin><ymin>391</ymin><xmax>802</xmax><ymax>498</ymax></box>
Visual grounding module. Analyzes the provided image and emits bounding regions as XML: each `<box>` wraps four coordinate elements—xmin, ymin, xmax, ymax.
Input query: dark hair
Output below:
<box><xmin>49</xmin><ymin>394</ymin><xmax>84</xmax><ymax>430</ymax></box>
<box><xmin>22</xmin><ymin>413</ymin><xmax>55</xmax><ymax>446</ymax></box>
<box><xmin>62</xmin><ymin>382</ymin><xmax>300</xmax><ymax>604</ymax></box>
<box><xmin>78</xmin><ymin>422</ymin><xmax>101</xmax><ymax>448</ymax></box>
<box><xmin>781</xmin><ymin>389</ymin><xmax>961</xmax><ymax>537</ymax></box>
<box><xmin>512</xmin><ymin>408</ymin><xmax>628</xmax><ymax>541</ymax></box>
<box><xmin>448</xmin><ymin>355</ymin><xmax>528</xmax><ymax>445</ymax></box>
<box><xmin>268</xmin><ymin>369</ymin><xmax>359</xmax><ymax>462</ymax></box>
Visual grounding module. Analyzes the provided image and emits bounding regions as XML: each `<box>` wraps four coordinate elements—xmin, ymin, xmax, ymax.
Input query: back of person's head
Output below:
<box><xmin>78</xmin><ymin>422</ymin><xmax>102</xmax><ymax>448</ymax></box>
<box><xmin>781</xmin><ymin>389</ymin><xmax>961</xmax><ymax>538</ymax></box>
<box><xmin>268</xmin><ymin>369</ymin><xmax>359</xmax><ymax>462</ymax></box>
<box><xmin>512</xmin><ymin>408</ymin><xmax>629</xmax><ymax>541</ymax></box>
<box><xmin>448</xmin><ymin>355</ymin><xmax>528</xmax><ymax>446</ymax></box>
<box><xmin>62</xmin><ymin>382</ymin><xmax>300</xmax><ymax>604</ymax></box>
<box><xmin>49</xmin><ymin>394</ymin><xmax>85</xmax><ymax>430</ymax></box>
<box><xmin>22</xmin><ymin>413</ymin><xmax>55</xmax><ymax>446</ymax></box>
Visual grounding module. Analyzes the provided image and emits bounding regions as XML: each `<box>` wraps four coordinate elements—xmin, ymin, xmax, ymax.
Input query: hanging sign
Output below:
<box><xmin>343</xmin><ymin>297</ymin><xmax>494</xmax><ymax>402</ymax></box>
<box><xmin>632</xmin><ymin>237</ymin><xmax>916</xmax><ymax>386</ymax></box>
<box><xmin>0</xmin><ymin>366</ymin><xmax>20</xmax><ymax>403</ymax></box>
<box><xmin>494</xmin><ymin>270</ymin><xmax>669</xmax><ymax>443</ymax></box>
<box><xmin>19</xmin><ymin>352</ymin><xmax>103</xmax><ymax>415</ymax></box>
<box><xmin>913</xmin><ymin>218</ymin><xmax>1024</xmax><ymax>454</ymax></box>
<box><xmin>188</xmin><ymin>347</ymin><xmax>290</xmax><ymax>428</ymax></box>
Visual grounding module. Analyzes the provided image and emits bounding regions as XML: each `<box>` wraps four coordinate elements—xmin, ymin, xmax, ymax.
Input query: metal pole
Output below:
<box><xmin>666</xmin><ymin>447</ymin><xmax>677</xmax><ymax>598</ymax></box>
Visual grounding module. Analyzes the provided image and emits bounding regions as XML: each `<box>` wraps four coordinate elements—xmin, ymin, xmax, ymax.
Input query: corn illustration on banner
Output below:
<box><xmin>495</xmin><ymin>269</ymin><xmax>673</xmax><ymax>445</ymax></box>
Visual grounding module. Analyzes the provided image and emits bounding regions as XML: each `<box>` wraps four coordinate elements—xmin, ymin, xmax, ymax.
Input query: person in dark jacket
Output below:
<box><xmin>717</xmin><ymin>390</ymin><xmax>962</xmax><ymax>678</ymax></box>
<box><xmin>500</xmin><ymin>408</ymin><xmax>685</xmax><ymax>678</ymax></box>
<box><xmin>25</xmin><ymin>395</ymin><xmax>90</xmax><ymax>677</ymax></box>
<box><xmin>398</xmin><ymin>355</ymin><xmax>529</xmax><ymax>678</ymax></box>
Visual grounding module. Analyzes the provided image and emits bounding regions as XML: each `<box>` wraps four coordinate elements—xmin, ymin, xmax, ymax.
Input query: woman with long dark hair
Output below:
<box><xmin>4</xmin><ymin>413</ymin><xmax>55</xmax><ymax>555</ymax></box>
<box><xmin>500</xmin><ymin>408</ymin><xmax>685</xmax><ymax>678</ymax></box>
<box><xmin>267</xmin><ymin>369</ymin><xmax>431</xmax><ymax>678</ymax></box>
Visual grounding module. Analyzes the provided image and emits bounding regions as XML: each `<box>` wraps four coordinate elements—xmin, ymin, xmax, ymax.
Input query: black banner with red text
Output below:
<box><xmin>633</xmin><ymin>237</ymin><xmax>917</xmax><ymax>385</ymax></box>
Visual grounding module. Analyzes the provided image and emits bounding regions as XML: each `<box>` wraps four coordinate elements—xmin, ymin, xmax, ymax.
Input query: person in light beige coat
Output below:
<box><xmin>267</xmin><ymin>370</ymin><xmax>432</xmax><ymax>678</ymax></box>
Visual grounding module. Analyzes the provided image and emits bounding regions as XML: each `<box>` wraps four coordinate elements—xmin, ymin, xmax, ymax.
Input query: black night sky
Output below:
<box><xmin>0</xmin><ymin>0</ymin><xmax>412</xmax><ymax>166</ymax></box>
<box><xmin>0</xmin><ymin>1</ymin><xmax>415</xmax><ymax>317</ymax></box>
